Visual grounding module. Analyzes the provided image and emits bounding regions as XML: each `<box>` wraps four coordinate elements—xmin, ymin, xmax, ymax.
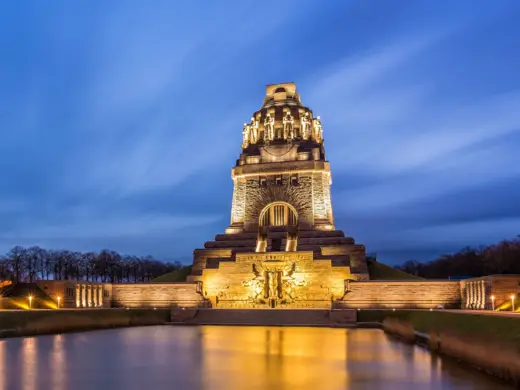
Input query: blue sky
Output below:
<box><xmin>1</xmin><ymin>1</ymin><xmax>520</xmax><ymax>265</ymax></box>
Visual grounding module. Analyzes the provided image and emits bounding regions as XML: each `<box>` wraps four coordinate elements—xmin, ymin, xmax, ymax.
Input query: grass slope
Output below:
<box><xmin>358</xmin><ymin>309</ymin><xmax>520</xmax><ymax>352</ymax></box>
<box><xmin>367</xmin><ymin>259</ymin><xmax>423</xmax><ymax>280</ymax></box>
<box><xmin>152</xmin><ymin>265</ymin><xmax>192</xmax><ymax>282</ymax></box>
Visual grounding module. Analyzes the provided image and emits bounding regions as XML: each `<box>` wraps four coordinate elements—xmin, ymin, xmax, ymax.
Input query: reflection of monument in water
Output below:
<box><xmin>200</xmin><ymin>327</ymin><xmax>348</xmax><ymax>389</ymax></box>
<box><xmin>188</xmin><ymin>83</ymin><xmax>369</xmax><ymax>308</ymax></box>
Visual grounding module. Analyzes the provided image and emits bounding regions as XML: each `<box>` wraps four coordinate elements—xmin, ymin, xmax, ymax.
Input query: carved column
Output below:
<box><xmin>468</xmin><ymin>282</ymin><xmax>474</xmax><ymax>309</ymax></box>
<box><xmin>92</xmin><ymin>285</ymin><xmax>97</xmax><ymax>307</ymax></box>
<box><xmin>476</xmin><ymin>281</ymin><xmax>482</xmax><ymax>309</ymax></box>
<box><xmin>465</xmin><ymin>282</ymin><xmax>471</xmax><ymax>309</ymax></box>
<box><xmin>98</xmin><ymin>286</ymin><xmax>103</xmax><ymax>307</ymax></box>
<box><xmin>81</xmin><ymin>285</ymin><xmax>86</xmax><ymax>308</ymax></box>
<box><xmin>76</xmin><ymin>284</ymin><xmax>81</xmax><ymax>308</ymax></box>
<box><xmin>473</xmin><ymin>281</ymin><xmax>478</xmax><ymax>309</ymax></box>
<box><xmin>480</xmin><ymin>280</ymin><xmax>486</xmax><ymax>309</ymax></box>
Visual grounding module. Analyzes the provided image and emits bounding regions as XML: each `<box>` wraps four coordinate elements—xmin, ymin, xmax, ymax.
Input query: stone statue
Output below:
<box><xmin>250</xmin><ymin>117</ymin><xmax>259</xmax><ymax>143</ymax></box>
<box><xmin>301</xmin><ymin>112</ymin><xmax>311</xmax><ymax>140</ymax></box>
<box><xmin>242</xmin><ymin>122</ymin><xmax>251</xmax><ymax>148</ymax></box>
<box><xmin>264</xmin><ymin>113</ymin><xmax>275</xmax><ymax>142</ymax></box>
<box><xmin>282</xmin><ymin>111</ymin><xmax>294</xmax><ymax>140</ymax></box>
<box><xmin>313</xmin><ymin>116</ymin><xmax>323</xmax><ymax>143</ymax></box>
<box><xmin>268</xmin><ymin>272</ymin><xmax>279</xmax><ymax>299</ymax></box>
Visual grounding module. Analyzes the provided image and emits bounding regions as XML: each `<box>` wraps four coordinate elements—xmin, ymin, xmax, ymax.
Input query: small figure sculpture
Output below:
<box><xmin>264</xmin><ymin>113</ymin><xmax>275</xmax><ymax>142</ymax></box>
<box><xmin>242</xmin><ymin>122</ymin><xmax>251</xmax><ymax>148</ymax></box>
<box><xmin>282</xmin><ymin>111</ymin><xmax>294</xmax><ymax>140</ymax></box>
<box><xmin>268</xmin><ymin>272</ymin><xmax>280</xmax><ymax>299</ymax></box>
<box><xmin>300</xmin><ymin>112</ymin><xmax>312</xmax><ymax>140</ymax></box>
<box><xmin>250</xmin><ymin>116</ymin><xmax>259</xmax><ymax>143</ymax></box>
<box><xmin>313</xmin><ymin>116</ymin><xmax>323</xmax><ymax>143</ymax></box>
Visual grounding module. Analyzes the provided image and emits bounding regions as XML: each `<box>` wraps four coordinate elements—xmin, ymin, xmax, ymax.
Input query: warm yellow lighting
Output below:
<box><xmin>28</xmin><ymin>295</ymin><xmax>33</xmax><ymax>309</ymax></box>
<box><xmin>491</xmin><ymin>295</ymin><xmax>495</xmax><ymax>311</ymax></box>
<box><xmin>57</xmin><ymin>296</ymin><xmax>61</xmax><ymax>309</ymax></box>
<box><xmin>511</xmin><ymin>295</ymin><xmax>516</xmax><ymax>312</ymax></box>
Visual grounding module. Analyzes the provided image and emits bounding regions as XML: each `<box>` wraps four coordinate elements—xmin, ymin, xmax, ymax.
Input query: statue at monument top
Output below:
<box><xmin>240</xmin><ymin>82</ymin><xmax>325</xmax><ymax>146</ymax></box>
<box><xmin>283</xmin><ymin>111</ymin><xmax>294</xmax><ymax>140</ymax></box>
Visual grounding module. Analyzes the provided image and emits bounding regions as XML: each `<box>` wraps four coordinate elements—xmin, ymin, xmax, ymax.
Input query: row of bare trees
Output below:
<box><xmin>0</xmin><ymin>246</ymin><xmax>183</xmax><ymax>283</ymax></box>
<box><xmin>396</xmin><ymin>236</ymin><xmax>520</xmax><ymax>279</ymax></box>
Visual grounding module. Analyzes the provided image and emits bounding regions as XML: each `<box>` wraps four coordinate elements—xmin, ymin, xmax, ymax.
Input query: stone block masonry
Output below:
<box><xmin>111</xmin><ymin>283</ymin><xmax>207</xmax><ymax>308</ymax></box>
<box><xmin>338</xmin><ymin>280</ymin><xmax>462</xmax><ymax>309</ymax></box>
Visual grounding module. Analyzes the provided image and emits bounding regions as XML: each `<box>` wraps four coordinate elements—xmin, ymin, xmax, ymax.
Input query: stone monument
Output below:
<box><xmin>188</xmin><ymin>82</ymin><xmax>369</xmax><ymax>308</ymax></box>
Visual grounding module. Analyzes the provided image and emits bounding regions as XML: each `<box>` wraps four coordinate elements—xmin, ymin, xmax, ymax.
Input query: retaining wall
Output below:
<box><xmin>338</xmin><ymin>280</ymin><xmax>462</xmax><ymax>309</ymax></box>
<box><xmin>111</xmin><ymin>282</ymin><xmax>206</xmax><ymax>308</ymax></box>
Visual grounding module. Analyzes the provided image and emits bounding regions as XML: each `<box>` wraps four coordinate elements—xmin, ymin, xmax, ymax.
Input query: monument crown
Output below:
<box><xmin>264</xmin><ymin>82</ymin><xmax>301</xmax><ymax>105</ymax></box>
<box><xmin>230</xmin><ymin>83</ymin><xmax>333</xmax><ymax>234</ymax></box>
<box><xmin>241</xmin><ymin>82</ymin><xmax>323</xmax><ymax>150</ymax></box>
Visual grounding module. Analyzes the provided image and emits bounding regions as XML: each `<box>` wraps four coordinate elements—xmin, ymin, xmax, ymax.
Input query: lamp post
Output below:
<box><xmin>57</xmin><ymin>296</ymin><xmax>61</xmax><ymax>309</ymax></box>
<box><xmin>511</xmin><ymin>295</ymin><xmax>516</xmax><ymax>312</ymax></box>
<box><xmin>491</xmin><ymin>295</ymin><xmax>495</xmax><ymax>311</ymax></box>
<box><xmin>28</xmin><ymin>295</ymin><xmax>33</xmax><ymax>309</ymax></box>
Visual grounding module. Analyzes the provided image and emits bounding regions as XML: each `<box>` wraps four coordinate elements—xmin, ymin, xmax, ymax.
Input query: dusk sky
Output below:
<box><xmin>1</xmin><ymin>1</ymin><xmax>520</xmax><ymax>265</ymax></box>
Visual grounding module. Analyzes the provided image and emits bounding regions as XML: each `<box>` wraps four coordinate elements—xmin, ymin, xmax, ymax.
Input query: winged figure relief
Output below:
<box><xmin>283</xmin><ymin>262</ymin><xmax>296</xmax><ymax>277</ymax></box>
<box><xmin>252</xmin><ymin>262</ymin><xmax>266</xmax><ymax>278</ymax></box>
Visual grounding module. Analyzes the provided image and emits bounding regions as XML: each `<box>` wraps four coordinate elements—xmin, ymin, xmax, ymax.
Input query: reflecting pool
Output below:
<box><xmin>0</xmin><ymin>326</ymin><xmax>512</xmax><ymax>389</ymax></box>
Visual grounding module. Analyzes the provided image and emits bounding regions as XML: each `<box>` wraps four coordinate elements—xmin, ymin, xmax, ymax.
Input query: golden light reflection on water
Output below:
<box><xmin>50</xmin><ymin>335</ymin><xmax>66</xmax><ymax>390</ymax></box>
<box><xmin>201</xmin><ymin>326</ymin><xmax>350</xmax><ymax>390</ymax></box>
<box><xmin>198</xmin><ymin>327</ymin><xmax>495</xmax><ymax>390</ymax></box>
<box><xmin>0</xmin><ymin>327</ymin><xmax>513</xmax><ymax>390</ymax></box>
<box><xmin>21</xmin><ymin>338</ymin><xmax>36</xmax><ymax>390</ymax></box>
<box><xmin>0</xmin><ymin>341</ymin><xmax>5</xmax><ymax>390</ymax></box>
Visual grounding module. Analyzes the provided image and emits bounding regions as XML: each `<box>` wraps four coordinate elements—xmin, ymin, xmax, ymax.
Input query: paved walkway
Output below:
<box><xmin>443</xmin><ymin>309</ymin><xmax>519</xmax><ymax>317</ymax></box>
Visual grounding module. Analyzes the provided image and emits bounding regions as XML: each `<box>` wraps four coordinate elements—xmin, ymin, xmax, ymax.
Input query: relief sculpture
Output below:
<box><xmin>242</xmin><ymin>261</ymin><xmax>307</xmax><ymax>306</ymax></box>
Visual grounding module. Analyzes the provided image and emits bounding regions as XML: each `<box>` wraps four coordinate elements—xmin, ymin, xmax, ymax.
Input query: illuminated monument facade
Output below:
<box><xmin>188</xmin><ymin>83</ymin><xmax>369</xmax><ymax>308</ymax></box>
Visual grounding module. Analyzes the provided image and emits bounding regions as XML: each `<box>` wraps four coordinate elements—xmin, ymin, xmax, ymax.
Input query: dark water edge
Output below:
<box><xmin>0</xmin><ymin>308</ymin><xmax>170</xmax><ymax>339</ymax></box>
<box><xmin>0</xmin><ymin>326</ymin><xmax>513</xmax><ymax>390</ymax></box>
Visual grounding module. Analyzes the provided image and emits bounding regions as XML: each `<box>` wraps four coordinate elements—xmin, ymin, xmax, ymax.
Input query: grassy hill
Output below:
<box><xmin>367</xmin><ymin>259</ymin><xmax>423</xmax><ymax>280</ymax></box>
<box><xmin>0</xmin><ymin>283</ymin><xmax>56</xmax><ymax>309</ymax></box>
<box><xmin>152</xmin><ymin>265</ymin><xmax>192</xmax><ymax>282</ymax></box>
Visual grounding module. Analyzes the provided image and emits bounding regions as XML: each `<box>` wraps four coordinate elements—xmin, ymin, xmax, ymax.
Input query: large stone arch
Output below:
<box><xmin>259</xmin><ymin>201</ymin><xmax>298</xmax><ymax>227</ymax></box>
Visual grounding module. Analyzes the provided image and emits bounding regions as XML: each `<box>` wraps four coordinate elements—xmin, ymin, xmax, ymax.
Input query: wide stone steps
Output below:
<box><xmin>213</xmin><ymin>230</ymin><xmax>350</xmax><ymax>241</ymax></box>
<box><xmin>170</xmin><ymin>308</ymin><xmax>356</xmax><ymax>326</ymax></box>
<box><xmin>205</xmin><ymin>237</ymin><xmax>354</xmax><ymax>249</ymax></box>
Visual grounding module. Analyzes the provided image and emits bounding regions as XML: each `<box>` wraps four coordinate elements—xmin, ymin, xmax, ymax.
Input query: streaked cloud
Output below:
<box><xmin>1</xmin><ymin>1</ymin><xmax>520</xmax><ymax>263</ymax></box>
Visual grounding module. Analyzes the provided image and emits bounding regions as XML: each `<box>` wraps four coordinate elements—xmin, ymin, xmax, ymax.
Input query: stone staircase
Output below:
<box><xmin>169</xmin><ymin>308</ymin><xmax>356</xmax><ymax>327</ymax></box>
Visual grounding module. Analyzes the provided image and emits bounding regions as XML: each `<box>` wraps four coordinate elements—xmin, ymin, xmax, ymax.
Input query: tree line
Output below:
<box><xmin>395</xmin><ymin>236</ymin><xmax>520</xmax><ymax>279</ymax></box>
<box><xmin>0</xmin><ymin>246</ymin><xmax>183</xmax><ymax>283</ymax></box>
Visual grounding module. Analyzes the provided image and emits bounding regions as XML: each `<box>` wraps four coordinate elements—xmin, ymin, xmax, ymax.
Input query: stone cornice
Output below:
<box><xmin>232</xmin><ymin>160</ymin><xmax>331</xmax><ymax>179</ymax></box>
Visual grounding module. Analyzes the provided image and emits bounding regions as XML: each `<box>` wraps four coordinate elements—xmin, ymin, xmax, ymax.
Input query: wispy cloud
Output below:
<box><xmin>2</xmin><ymin>211</ymin><xmax>223</xmax><ymax>241</ymax></box>
<box><xmin>1</xmin><ymin>1</ymin><xmax>519</xmax><ymax>263</ymax></box>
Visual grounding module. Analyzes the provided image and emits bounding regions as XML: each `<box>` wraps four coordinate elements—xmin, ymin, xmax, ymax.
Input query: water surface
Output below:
<box><xmin>0</xmin><ymin>326</ymin><xmax>512</xmax><ymax>390</ymax></box>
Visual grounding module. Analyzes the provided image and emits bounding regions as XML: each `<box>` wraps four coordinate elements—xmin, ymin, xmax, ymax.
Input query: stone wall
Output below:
<box><xmin>461</xmin><ymin>275</ymin><xmax>520</xmax><ymax>310</ymax></box>
<box><xmin>312</xmin><ymin>171</ymin><xmax>333</xmax><ymax>227</ymax></box>
<box><xmin>230</xmin><ymin>178</ymin><xmax>246</xmax><ymax>225</ymax></box>
<box><xmin>338</xmin><ymin>280</ymin><xmax>462</xmax><ymax>309</ymax></box>
<box><xmin>111</xmin><ymin>282</ymin><xmax>206</xmax><ymax>308</ymax></box>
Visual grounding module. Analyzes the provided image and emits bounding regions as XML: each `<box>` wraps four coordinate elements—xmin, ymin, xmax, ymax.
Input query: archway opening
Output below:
<box><xmin>259</xmin><ymin>202</ymin><xmax>298</xmax><ymax>228</ymax></box>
